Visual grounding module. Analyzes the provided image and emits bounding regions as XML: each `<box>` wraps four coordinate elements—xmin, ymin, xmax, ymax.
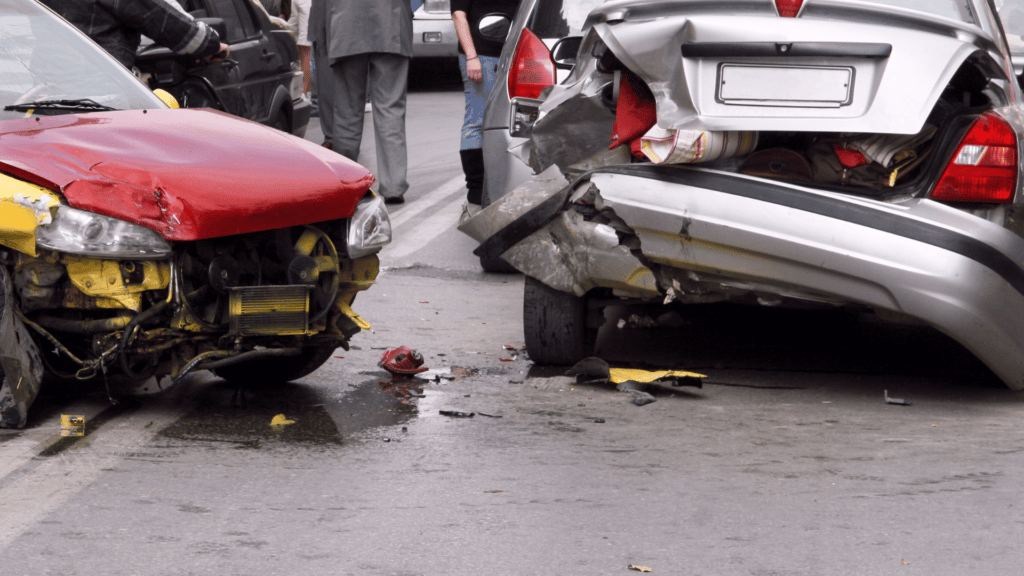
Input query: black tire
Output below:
<box><xmin>269</xmin><ymin>106</ymin><xmax>290</xmax><ymax>132</ymax></box>
<box><xmin>214</xmin><ymin>344</ymin><xmax>337</xmax><ymax>385</ymax></box>
<box><xmin>523</xmin><ymin>276</ymin><xmax>596</xmax><ymax>365</ymax></box>
<box><xmin>479</xmin><ymin>254</ymin><xmax>518</xmax><ymax>273</ymax></box>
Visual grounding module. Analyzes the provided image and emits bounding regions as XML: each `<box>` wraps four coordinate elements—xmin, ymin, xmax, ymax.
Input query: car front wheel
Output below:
<box><xmin>523</xmin><ymin>276</ymin><xmax>598</xmax><ymax>365</ymax></box>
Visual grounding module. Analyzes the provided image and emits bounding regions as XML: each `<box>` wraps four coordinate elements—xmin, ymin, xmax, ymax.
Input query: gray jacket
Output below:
<box><xmin>310</xmin><ymin>0</ymin><xmax>412</xmax><ymax>62</ymax></box>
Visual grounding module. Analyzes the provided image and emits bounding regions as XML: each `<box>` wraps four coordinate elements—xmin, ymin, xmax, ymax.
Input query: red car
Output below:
<box><xmin>0</xmin><ymin>0</ymin><xmax>391</xmax><ymax>428</ymax></box>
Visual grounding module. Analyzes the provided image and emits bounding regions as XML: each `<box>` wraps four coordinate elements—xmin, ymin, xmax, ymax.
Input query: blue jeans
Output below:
<box><xmin>459</xmin><ymin>54</ymin><xmax>499</xmax><ymax>150</ymax></box>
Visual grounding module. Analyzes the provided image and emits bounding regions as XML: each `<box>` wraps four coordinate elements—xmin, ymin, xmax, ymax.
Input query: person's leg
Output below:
<box><xmin>367</xmin><ymin>52</ymin><xmax>410</xmax><ymax>202</ymax></box>
<box><xmin>331</xmin><ymin>53</ymin><xmax>370</xmax><ymax>162</ymax></box>
<box><xmin>312</xmin><ymin>39</ymin><xmax>333</xmax><ymax>145</ymax></box>
<box><xmin>459</xmin><ymin>54</ymin><xmax>499</xmax><ymax>204</ymax></box>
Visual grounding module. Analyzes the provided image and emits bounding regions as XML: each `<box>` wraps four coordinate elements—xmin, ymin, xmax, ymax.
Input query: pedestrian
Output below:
<box><xmin>309</xmin><ymin>0</ymin><xmax>412</xmax><ymax>204</ymax></box>
<box><xmin>40</xmin><ymin>0</ymin><xmax>228</xmax><ymax>70</ymax></box>
<box><xmin>286</xmin><ymin>0</ymin><xmax>312</xmax><ymax>96</ymax></box>
<box><xmin>452</xmin><ymin>0</ymin><xmax>521</xmax><ymax>205</ymax></box>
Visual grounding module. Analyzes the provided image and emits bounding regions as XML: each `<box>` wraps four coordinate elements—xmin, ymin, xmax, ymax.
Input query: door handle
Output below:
<box><xmin>262</xmin><ymin>51</ymin><xmax>276</xmax><ymax>61</ymax></box>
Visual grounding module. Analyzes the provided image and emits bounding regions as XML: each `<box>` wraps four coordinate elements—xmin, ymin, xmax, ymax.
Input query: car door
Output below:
<box><xmin>201</xmin><ymin>0</ymin><xmax>286</xmax><ymax>122</ymax></box>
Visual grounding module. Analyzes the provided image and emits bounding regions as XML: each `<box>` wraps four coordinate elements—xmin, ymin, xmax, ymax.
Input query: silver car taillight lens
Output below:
<box><xmin>36</xmin><ymin>206</ymin><xmax>171</xmax><ymax>258</ymax></box>
<box><xmin>931</xmin><ymin>112</ymin><xmax>1018</xmax><ymax>204</ymax></box>
<box><xmin>345</xmin><ymin>192</ymin><xmax>392</xmax><ymax>259</ymax></box>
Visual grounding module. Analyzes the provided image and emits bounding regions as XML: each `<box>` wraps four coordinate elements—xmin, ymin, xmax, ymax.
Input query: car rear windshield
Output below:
<box><xmin>528</xmin><ymin>0</ymin><xmax>607</xmax><ymax>38</ymax></box>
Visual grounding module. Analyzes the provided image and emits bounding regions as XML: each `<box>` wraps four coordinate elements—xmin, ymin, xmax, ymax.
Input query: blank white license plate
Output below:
<box><xmin>718</xmin><ymin>64</ymin><xmax>853</xmax><ymax>107</ymax></box>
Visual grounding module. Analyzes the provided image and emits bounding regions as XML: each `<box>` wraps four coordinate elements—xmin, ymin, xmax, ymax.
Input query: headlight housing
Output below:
<box><xmin>345</xmin><ymin>192</ymin><xmax>392</xmax><ymax>259</ymax></box>
<box><xmin>35</xmin><ymin>206</ymin><xmax>172</xmax><ymax>259</ymax></box>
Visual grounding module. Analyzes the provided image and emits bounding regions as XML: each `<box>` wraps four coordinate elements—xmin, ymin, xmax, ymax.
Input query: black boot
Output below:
<box><xmin>460</xmin><ymin>148</ymin><xmax>484</xmax><ymax>205</ymax></box>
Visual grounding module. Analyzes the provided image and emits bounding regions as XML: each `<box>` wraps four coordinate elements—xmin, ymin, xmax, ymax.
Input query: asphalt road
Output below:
<box><xmin>0</xmin><ymin>67</ymin><xmax>1022</xmax><ymax>575</ymax></box>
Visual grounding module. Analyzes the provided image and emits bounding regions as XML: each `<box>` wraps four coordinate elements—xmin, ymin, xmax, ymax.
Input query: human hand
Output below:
<box><xmin>467</xmin><ymin>56</ymin><xmax>482</xmax><ymax>82</ymax></box>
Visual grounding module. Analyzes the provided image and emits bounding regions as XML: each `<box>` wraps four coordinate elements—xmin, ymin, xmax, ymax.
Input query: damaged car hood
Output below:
<box><xmin>0</xmin><ymin>109</ymin><xmax>374</xmax><ymax>241</ymax></box>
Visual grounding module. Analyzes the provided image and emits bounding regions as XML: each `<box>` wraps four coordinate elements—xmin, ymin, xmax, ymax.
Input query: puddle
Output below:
<box><xmin>160</xmin><ymin>382</ymin><xmax>343</xmax><ymax>447</ymax></box>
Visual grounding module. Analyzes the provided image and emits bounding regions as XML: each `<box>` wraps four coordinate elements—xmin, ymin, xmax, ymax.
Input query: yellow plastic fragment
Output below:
<box><xmin>60</xmin><ymin>415</ymin><xmax>85</xmax><ymax>437</ymax></box>
<box><xmin>608</xmin><ymin>368</ymin><xmax>705</xmax><ymax>384</ymax></box>
<box><xmin>337</xmin><ymin>301</ymin><xmax>371</xmax><ymax>330</ymax></box>
<box><xmin>270</xmin><ymin>414</ymin><xmax>295</xmax><ymax>428</ymax></box>
<box><xmin>628</xmin><ymin>565</ymin><xmax>652</xmax><ymax>573</ymax></box>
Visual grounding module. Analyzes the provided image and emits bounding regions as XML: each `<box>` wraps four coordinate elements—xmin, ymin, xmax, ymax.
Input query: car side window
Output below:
<box><xmin>208</xmin><ymin>0</ymin><xmax>259</xmax><ymax>42</ymax></box>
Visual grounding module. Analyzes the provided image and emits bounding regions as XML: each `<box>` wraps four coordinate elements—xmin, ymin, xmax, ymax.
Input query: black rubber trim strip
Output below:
<box><xmin>681</xmin><ymin>42</ymin><xmax>892</xmax><ymax>58</ymax></box>
<box><xmin>477</xmin><ymin>164</ymin><xmax>1024</xmax><ymax>298</ymax></box>
<box><xmin>474</xmin><ymin>181</ymin><xmax>576</xmax><ymax>260</ymax></box>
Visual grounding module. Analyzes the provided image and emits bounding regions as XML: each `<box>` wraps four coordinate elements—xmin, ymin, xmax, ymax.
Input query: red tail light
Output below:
<box><xmin>508</xmin><ymin>28</ymin><xmax>556</xmax><ymax>100</ymax></box>
<box><xmin>775</xmin><ymin>0</ymin><xmax>804</xmax><ymax>17</ymax></box>
<box><xmin>932</xmin><ymin>112</ymin><xmax>1018</xmax><ymax>204</ymax></box>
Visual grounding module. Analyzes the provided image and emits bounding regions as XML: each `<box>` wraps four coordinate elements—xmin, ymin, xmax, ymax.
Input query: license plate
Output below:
<box><xmin>717</xmin><ymin>64</ymin><xmax>853</xmax><ymax>108</ymax></box>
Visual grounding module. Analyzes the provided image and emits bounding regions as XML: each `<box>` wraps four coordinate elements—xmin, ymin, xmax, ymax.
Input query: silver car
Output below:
<box><xmin>463</xmin><ymin>0</ymin><xmax>1024</xmax><ymax>390</ymax></box>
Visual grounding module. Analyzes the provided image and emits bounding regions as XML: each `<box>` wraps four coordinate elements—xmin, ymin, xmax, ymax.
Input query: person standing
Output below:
<box><xmin>40</xmin><ymin>0</ymin><xmax>228</xmax><ymax>70</ymax></box>
<box><xmin>309</xmin><ymin>0</ymin><xmax>412</xmax><ymax>204</ymax></box>
<box><xmin>286</xmin><ymin>0</ymin><xmax>312</xmax><ymax>96</ymax></box>
<box><xmin>452</xmin><ymin>0</ymin><xmax>520</xmax><ymax>205</ymax></box>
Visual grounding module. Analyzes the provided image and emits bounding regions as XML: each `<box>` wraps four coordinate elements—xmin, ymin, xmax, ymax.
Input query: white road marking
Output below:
<box><xmin>386</xmin><ymin>175</ymin><xmax>464</xmax><ymax>229</ymax></box>
<box><xmin>0</xmin><ymin>405</ymin><xmax>183</xmax><ymax>551</ymax></box>
<box><xmin>382</xmin><ymin>175</ymin><xmax>468</xmax><ymax>261</ymax></box>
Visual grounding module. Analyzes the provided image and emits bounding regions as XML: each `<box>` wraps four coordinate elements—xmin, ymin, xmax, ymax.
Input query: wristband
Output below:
<box><xmin>467</xmin><ymin>56</ymin><xmax>479</xmax><ymax>60</ymax></box>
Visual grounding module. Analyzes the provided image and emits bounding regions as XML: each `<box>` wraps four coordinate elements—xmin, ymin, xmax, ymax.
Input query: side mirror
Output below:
<box><xmin>550</xmin><ymin>36</ymin><xmax>583</xmax><ymax>70</ymax></box>
<box><xmin>478</xmin><ymin>13</ymin><xmax>512</xmax><ymax>41</ymax></box>
<box><xmin>197</xmin><ymin>17</ymin><xmax>228</xmax><ymax>43</ymax></box>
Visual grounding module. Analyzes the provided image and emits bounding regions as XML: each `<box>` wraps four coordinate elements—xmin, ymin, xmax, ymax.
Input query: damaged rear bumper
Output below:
<box><xmin>462</xmin><ymin>164</ymin><xmax>1024</xmax><ymax>390</ymax></box>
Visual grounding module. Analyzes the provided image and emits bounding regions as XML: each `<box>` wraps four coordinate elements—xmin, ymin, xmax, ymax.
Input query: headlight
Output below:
<box><xmin>35</xmin><ymin>206</ymin><xmax>171</xmax><ymax>259</ymax></box>
<box><xmin>345</xmin><ymin>192</ymin><xmax>392</xmax><ymax>259</ymax></box>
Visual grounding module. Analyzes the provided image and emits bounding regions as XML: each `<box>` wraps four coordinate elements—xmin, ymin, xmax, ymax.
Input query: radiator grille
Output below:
<box><xmin>229</xmin><ymin>285</ymin><xmax>310</xmax><ymax>336</ymax></box>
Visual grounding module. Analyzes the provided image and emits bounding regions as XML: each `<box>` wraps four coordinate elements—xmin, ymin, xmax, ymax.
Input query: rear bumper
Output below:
<box><xmin>472</xmin><ymin>165</ymin><xmax>1024</xmax><ymax>389</ymax></box>
<box><xmin>412</xmin><ymin>17</ymin><xmax>459</xmax><ymax>58</ymax></box>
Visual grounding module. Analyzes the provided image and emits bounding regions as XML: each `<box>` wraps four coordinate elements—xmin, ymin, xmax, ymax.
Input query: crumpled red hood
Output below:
<box><xmin>0</xmin><ymin>109</ymin><xmax>374</xmax><ymax>241</ymax></box>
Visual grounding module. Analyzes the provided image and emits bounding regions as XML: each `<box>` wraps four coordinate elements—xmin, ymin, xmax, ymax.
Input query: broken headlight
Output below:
<box><xmin>35</xmin><ymin>206</ymin><xmax>171</xmax><ymax>259</ymax></box>
<box><xmin>345</xmin><ymin>192</ymin><xmax>392</xmax><ymax>259</ymax></box>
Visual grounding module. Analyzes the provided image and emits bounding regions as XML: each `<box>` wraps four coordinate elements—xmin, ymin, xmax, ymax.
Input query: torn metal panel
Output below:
<box><xmin>502</xmin><ymin>207</ymin><xmax>659</xmax><ymax>298</ymax></box>
<box><xmin>0</xmin><ymin>267</ymin><xmax>43</xmax><ymax>429</ymax></box>
<box><xmin>524</xmin><ymin>93</ymin><xmax>616</xmax><ymax>175</ymax></box>
<box><xmin>459</xmin><ymin>165</ymin><xmax>569</xmax><ymax>244</ymax></box>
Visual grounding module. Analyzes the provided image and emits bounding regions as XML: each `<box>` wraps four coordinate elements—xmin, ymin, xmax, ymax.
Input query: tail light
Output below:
<box><xmin>775</xmin><ymin>0</ymin><xmax>804</xmax><ymax>17</ymax></box>
<box><xmin>508</xmin><ymin>28</ymin><xmax>556</xmax><ymax>100</ymax></box>
<box><xmin>931</xmin><ymin>112</ymin><xmax>1018</xmax><ymax>204</ymax></box>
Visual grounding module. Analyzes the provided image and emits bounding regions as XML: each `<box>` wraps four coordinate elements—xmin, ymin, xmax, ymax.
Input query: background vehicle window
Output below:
<box><xmin>527</xmin><ymin>0</ymin><xmax>606</xmax><ymax>38</ymax></box>
<box><xmin>209</xmin><ymin>0</ymin><xmax>258</xmax><ymax>42</ymax></box>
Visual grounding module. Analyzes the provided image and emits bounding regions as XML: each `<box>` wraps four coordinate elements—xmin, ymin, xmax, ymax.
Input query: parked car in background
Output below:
<box><xmin>135</xmin><ymin>0</ymin><xmax>311</xmax><ymax>136</ymax></box>
<box><xmin>0</xmin><ymin>0</ymin><xmax>390</xmax><ymax>428</ymax></box>
<box><xmin>412</xmin><ymin>0</ymin><xmax>459</xmax><ymax>58</ymax></box>
<box><xmin>462</xmin><ymin>0</ymin><xmax>1024</xmax><ymax>392</ymax></box>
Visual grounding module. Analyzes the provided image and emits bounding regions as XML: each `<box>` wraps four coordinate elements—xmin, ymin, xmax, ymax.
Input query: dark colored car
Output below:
<box><xmin>135</xmin><ymin>0</ymin><xmax>310</xmax><ymax>136</ymax></box>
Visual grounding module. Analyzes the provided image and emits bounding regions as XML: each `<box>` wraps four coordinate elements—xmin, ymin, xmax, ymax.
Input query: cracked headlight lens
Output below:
<box><xmin>345</xmin><ymin>192</ymin><xmax>392</xmax><ymax>259</ymax></box>
<box><xmin>35</xmin><ymin>206</ymin><xmax>171</xmax><ymax>259</ymax></box>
